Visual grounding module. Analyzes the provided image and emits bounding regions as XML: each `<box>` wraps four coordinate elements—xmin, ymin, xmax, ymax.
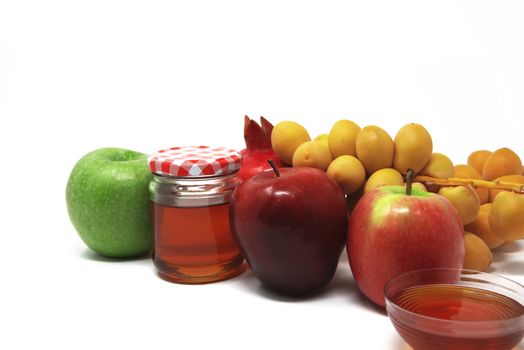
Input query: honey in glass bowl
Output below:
<box><xmin>385</xmin><ymin>268</ymin><xmax>524</xmax><ymax>350</ymax></box>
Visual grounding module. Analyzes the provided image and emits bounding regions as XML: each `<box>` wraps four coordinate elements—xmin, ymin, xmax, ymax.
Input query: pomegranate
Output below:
<box><xmin>238</xmin><ymin>116</ymin><xmax>283</xmax><ymax>181</ymax></box>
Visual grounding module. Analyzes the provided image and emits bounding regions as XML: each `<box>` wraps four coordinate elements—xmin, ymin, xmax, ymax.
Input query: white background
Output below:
<box><xmin>1</xmin><ymin>1</ymin><xmax>524</xmax><ymax>349</ymax></box>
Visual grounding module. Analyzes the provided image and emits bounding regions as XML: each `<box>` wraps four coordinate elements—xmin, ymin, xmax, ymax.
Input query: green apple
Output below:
<box><xmin>66</xmin><ymin>148</ymin><xmax>153</xmax><ymax>258</ymax></box>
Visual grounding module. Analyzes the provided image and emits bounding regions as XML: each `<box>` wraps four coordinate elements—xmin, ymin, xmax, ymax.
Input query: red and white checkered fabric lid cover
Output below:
<box><xmin>149</xmin><ymin>146</ymin><xmax>241</xmax><ymax>177</ymax></box>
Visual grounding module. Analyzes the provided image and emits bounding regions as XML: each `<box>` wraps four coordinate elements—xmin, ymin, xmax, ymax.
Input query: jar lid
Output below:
<box><xmin>149</xmin><ymin>146</ymin><xmax>241</xmax><ymax>177</ymax></box>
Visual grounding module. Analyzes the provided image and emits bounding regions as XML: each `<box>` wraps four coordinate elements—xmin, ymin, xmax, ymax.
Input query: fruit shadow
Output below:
<box><xmin>236</xmin><ymin>262</ymin><xmax>387</xmax><ymax>316</ymax></box>
<box><xmin>488</xmin><ymin>259</ymin><xmax>524</xmax><ymax>276</ymax></box>
<box><xmin>494</xmin><ymin>241</ymin><xmax>522</xmax><ymax>254</ymax></box>
<box><xmin>80</xmin><ymin>248</ymin><xmax>152</xmax><ymax>266</ymax></box>
<box><xmin>236</xmin><ymin>269</ymin><xmax>354</xmax><ymax>303</ymax></box>
<box><xmin>488</xmin><ymin>241</ymin><xmax>524</xmax><ymax>275</ymax></box>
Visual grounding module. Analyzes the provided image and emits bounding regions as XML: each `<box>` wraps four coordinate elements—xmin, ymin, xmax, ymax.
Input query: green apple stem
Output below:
<box><xmin>406</xmin><ymin>168</ymin><xmax>416</xmax><ymax>196</ymax></box>
<box><xmin>268</xmin><ymin>159</ymin><xmax>281</xmax><ymax>177</ymax></box>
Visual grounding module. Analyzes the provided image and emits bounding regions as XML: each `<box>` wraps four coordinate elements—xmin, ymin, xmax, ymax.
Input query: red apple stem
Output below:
<box><xmin>406</xmin><ymin>168</ymin><xmax>416</xmax><ymax>196</ymax></box>
<box><xmin>268</xmin><ymin>159</ymin><xmax>281</xmax><ymax>177</ymax></box>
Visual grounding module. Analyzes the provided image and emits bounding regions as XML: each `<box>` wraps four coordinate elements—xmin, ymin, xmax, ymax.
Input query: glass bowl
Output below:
<box><xmin>384</xmin><ymin>268</ymin><xmax>524</xmax><ymax>350</ymax></box>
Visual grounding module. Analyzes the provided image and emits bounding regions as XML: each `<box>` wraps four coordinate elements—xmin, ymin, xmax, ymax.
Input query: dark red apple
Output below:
<box><xmin>230</xmin><ymin>164</ymin><xmax>348</xmax><ymax>296</ymax></box>
<box><xmin>348</xmin><ymin>185</ymin><xmax>465</xmax><ymax>307</ymax></box>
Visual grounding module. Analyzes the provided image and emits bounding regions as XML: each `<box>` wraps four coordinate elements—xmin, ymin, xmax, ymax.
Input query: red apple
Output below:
<box><xmin>348</xmin><ymin>185</ymin><xmax>464</xmax><ymax>307</ymax></box>
<box><xmin>230</xmin><ymin>164</ymin><xmax>348</xmax><ymax>296</ymax></box>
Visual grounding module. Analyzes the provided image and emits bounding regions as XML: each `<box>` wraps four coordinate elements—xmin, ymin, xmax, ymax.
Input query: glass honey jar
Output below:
<box><xmin>148</xmin><ymin>146</ymin><xmax>246</xmax><ymax>284</ymax></box>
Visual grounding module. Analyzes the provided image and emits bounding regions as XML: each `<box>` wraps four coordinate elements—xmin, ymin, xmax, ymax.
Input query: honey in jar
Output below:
<box><xmin>149</xmin><ymin>146</ymin><xmax>246</xmax><ymax>283</ymax></box>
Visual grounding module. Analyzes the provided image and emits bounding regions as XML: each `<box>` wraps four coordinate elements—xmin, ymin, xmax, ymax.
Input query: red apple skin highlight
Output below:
<box><xmin>230</xmin><ymin>167</ymin><xmax>348</xmax><ymax>296</ymax></box>
<box><xmin>348</xmin><ymin>186</ymin><xmax>465</xmax><ymax>307</ymax></box>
